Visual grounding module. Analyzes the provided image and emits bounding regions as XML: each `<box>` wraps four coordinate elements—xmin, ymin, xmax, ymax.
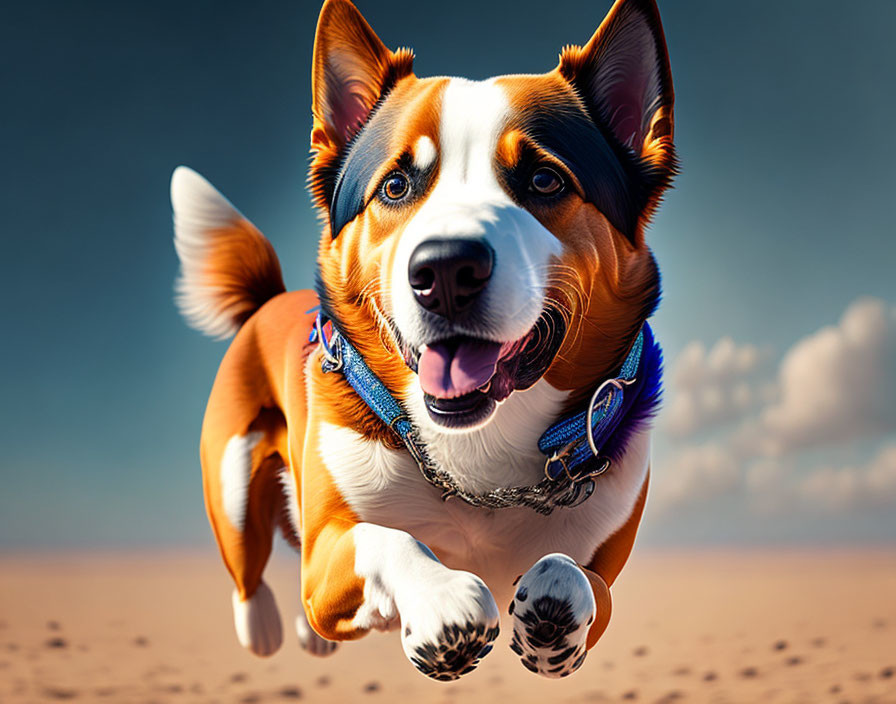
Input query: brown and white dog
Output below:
<box><xmin>171</xmin><ymin>0</ymin><xmax>674</xmax><ymax>681</ymax></box>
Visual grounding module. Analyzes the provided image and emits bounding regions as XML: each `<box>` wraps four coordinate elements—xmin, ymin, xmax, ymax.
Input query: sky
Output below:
<box><xmin>0</xmin><ymin>0</ymin><xmax>894</xmax><ymax>549</ymax></box>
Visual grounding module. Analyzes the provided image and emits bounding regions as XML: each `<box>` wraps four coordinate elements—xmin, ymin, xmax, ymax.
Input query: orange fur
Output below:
<box><xmin>200</xmin><ymin>224</ymin><xmax>286</xmax><ymax>329</ymax></box>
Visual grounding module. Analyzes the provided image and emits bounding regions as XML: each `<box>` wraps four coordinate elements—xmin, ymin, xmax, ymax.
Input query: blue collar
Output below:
<box><xmin>311</xmin><ymin>311</ymin><xmax>657</xmax><ymax>514</ymax></box>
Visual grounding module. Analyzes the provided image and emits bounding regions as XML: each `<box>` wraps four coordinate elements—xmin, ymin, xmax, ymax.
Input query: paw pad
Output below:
<box><xmin>409</xmin><ymin>622</ymin><xmax>500</xmax><ymax>681</ymax></box>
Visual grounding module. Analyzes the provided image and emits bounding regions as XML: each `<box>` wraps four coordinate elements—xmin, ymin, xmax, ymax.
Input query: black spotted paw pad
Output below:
<box><xmin>509</xmin><ymin>554</ymin><xmax>595</xmax><ymax>678</ymax></box>
<box><xmin>408</xmin><ymin>622</ymin><xmax>499</xmax><ymax>681</ymax></box>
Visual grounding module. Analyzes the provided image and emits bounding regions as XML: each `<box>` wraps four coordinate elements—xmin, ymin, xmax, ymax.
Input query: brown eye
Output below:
<box><xmin>382</xmin><ymin>172</ymin><xmax>409</xmax><ymax>200</ymax></box>
<box><xmin>530</xmin><ymin>166</ymin><xmax>564</xmax><ymax>195</ymax></box>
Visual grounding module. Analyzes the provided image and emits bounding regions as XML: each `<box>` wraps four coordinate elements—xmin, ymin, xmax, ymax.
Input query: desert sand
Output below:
<box><xmin>0</xmin><ymin>549</ymin><xmax>894</xmax><ymax>703</ymax></box>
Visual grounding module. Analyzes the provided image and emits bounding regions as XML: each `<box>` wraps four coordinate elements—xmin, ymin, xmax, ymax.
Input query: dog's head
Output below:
<box><xmin>309</xmin><ymin>0</ymin><xmax>675</xmax><ymax>432</ymax></box>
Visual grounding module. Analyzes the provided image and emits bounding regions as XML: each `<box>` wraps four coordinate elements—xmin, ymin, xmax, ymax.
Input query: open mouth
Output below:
<box><xmin>415</xmin><ymin>308</ymin><xmax>567</xmax><ymax>429</ymax></box>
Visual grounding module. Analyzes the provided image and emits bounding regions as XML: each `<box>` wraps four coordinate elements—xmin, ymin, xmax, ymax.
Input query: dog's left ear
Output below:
<box><xmin>308</xmin><ymin>0</ymin><xmax>414</xmax><ymax>211</ymax></box>
<box><xmin>559</xmin><ymin>0</ymin><xmax>676</xmax><ymax>229</ymax></box>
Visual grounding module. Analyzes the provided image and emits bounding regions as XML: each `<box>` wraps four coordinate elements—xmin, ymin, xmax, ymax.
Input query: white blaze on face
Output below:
<box><xmin>413</xmin><ymin>135</ymin><xmax>437</xmax><ymax>171</ymax></box>
<box><xmin>389</xmin><ymin>78</ymin><xmax>563</xmax><ymax>349</ymax></box>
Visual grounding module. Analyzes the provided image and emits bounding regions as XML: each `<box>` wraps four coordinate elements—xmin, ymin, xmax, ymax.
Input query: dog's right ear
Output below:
<box><xmin>309</xmin><ymin>0</ymin><xmax>414</xmax><ymax>211</ymax></box>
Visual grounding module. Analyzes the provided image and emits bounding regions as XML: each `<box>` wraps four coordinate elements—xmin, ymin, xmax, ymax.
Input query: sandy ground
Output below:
<box><xmin>0</xmin><ymin>550</ymin><xmax>894</xmax><ymax>704</ymax></box>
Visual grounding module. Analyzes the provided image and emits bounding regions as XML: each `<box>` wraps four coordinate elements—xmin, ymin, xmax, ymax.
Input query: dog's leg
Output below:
<box><xmin>273</xmin><ymin>465</ymin><xmax>339</xmax><ymax>658</ymax></box>
<box><xmin>509</xmin><ymin>472</ymin><xmax>649</xmax><ymax>677</ymax></box>
<box><xmin>297</xmin><ymin>418</ymin><xmax>499</xmax><ymax>680</ymax></box>
<box><xmin>201</xmin><ymin>396</ymin><xmax>293</xmax><ymax>657</ymax></box>
<box><xmin>302</xmin><ymin>520</ymin><xmax>500</xmax><ymax>680</ymax></box>
<box><xmin>508</xmin><ymin>553</ymin><xmax>598</xmax><ymax>678</ymax></box>
<box><xmin>294</xmin><ymin>557</ymin><xmax>339</xmax><ymax>657</ymax></box>
<box><xmin>206</xmin><ymin>443</ymin><xmax>285</xmax><ymax>656</ymax></box>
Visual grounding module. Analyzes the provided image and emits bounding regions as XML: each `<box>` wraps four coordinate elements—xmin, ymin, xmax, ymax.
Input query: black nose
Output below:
<box><xmin>408</xmin><ymin>238</ymin><xmax>494</xmax><ymax>320</ymax></box>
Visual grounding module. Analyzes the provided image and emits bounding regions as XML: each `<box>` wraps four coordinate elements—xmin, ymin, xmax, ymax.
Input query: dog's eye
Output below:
<box><xmin>382</xmin><ymin>172</ymin><xmax>410</xmax><ymax>201</ymax></box>
<box><xmin>530</xmin><ymin>167</ymin><xmax>564</xmax><ymax>196</ymax></box>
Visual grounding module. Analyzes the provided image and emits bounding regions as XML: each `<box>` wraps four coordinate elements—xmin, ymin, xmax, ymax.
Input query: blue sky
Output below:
<box><xmin>1</xmin><ymin>0</ymin><xmax>894</xmax><ymax>549</ymax></box>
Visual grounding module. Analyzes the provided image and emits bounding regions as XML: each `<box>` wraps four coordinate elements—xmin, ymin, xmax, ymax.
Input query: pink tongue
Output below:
<box><xmin>418</xmin><ymin>339</ymin><xmax>502</xmax><ymax>399</ymax></box>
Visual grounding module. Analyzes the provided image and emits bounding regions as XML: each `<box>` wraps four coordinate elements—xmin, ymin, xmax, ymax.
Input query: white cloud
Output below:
<box><xmin>796</xmin><ymin>443</ymin><xmax>896</xmax><ymax>513</ymax></box>
<box><xmin>651</xmin><ymin>443</ymin><xmax>740</xmax><ymax>513</ymax></box>
<box><xmin>757</xmin><ymin>298</ymin><xmax>896</xmax><ymax>455</ymax></box>
<box><xmin>664</xmin><ymin>337</ymin><xmax>768</xmax><ymax>438</ymax></box>
<box><xmin>654</xmin><ymin>297</ymin><xmax>896</xmax><ymax>522</ymax></box>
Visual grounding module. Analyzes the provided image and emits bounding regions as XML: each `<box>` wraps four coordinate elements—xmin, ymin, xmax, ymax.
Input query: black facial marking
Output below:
<box><xmin>507</xmin><ymin>101</ymin><xmax>660</xmax><ymax>242</ymax></box>
<box><xmin>329</xmin><ymin>104</ymin><xmax>436</xmax><ymax>238</ymax></box>
<box><xmin>330</xmin><ymin>105</ymin><xmax>395</xmax><ymax>238</ymax></box>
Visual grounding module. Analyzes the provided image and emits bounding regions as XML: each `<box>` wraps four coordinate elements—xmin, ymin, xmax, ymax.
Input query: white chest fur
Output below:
<box><xmin>317</xmin><ymin>381</ymin><xmax>651</xmax><ymax>605</ymax></box>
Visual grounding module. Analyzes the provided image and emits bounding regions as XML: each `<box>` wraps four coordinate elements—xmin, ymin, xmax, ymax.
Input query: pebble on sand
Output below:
<box><xmin>43</xmin><ymin>687</ymin><xmax>78</xmax><ymax>700</ymax></box>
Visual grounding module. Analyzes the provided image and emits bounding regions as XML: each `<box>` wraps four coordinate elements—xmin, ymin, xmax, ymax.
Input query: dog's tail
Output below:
<box><xmin>170</xmin><ymin>166</ymin><xmax>286</xmax><ymax>339</ymax></box>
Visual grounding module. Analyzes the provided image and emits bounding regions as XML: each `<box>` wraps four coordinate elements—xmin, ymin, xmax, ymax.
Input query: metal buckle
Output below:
<box><xmin>544</xmin><ymin>439</ymin><xmax>577</xmax><ymax>481</ymax></box>
<box><xmin>316</xmin><ymin>314</ymin><xmax>343</xmax><ymax>372</ymax></box>
<box><xmin>585</xmin><ymin>377</ymin><xmax>636</xmax><ymax>456</ymax></box>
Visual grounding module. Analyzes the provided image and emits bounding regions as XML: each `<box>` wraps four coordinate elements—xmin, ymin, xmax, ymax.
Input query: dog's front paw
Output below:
<box><xmin>399</xmin><ymin>569</ymin><xmax>500</xmax><ymax>681</ymax></box>
<box><xmin>509</xmin><ymin>554</ymin><xmax>595</xmax><ymax>678</ymax></box>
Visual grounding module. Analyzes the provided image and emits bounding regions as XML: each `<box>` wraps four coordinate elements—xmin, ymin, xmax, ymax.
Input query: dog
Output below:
<box><xmin>171</xmin><ymin>0</ymin><xmax>674</xmax><ymax>681</ymax></box>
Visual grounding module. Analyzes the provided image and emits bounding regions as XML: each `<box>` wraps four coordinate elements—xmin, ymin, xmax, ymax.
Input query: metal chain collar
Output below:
<box><xmin>314</xmin><ymin>313</ymin><xmax>642</xmax><ymax>515</ymax></box>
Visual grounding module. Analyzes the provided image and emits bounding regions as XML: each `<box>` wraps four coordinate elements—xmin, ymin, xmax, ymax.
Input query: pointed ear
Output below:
<box><xmin>559</xmin><ymin>0</ymin><xmax>675</xmax><ymax>197</ymax></box>
<box><xmin>309</xmin><ymin>0</ymin><xmax>414</xmax><ymax>209</ymax></box>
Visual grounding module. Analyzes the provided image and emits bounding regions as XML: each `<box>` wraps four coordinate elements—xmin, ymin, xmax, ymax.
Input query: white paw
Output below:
<box><xmin>295</xmin><ymin>611</ymin><xmax>338</xmax><ymax>657</ymax></box>
<box><xmin>232</xmin><ymin>581</ymin><xmax>283</xmax><ymax>657</ymax></box>
<box><xmin>509</xmin><ymin>554</ymin><xmax>595</xmax><ymax>678</ymax></box>
<box><xmin>399</xmin><ymin>568</ymin><xmax>500</xmax><ymax>681</ymax></box>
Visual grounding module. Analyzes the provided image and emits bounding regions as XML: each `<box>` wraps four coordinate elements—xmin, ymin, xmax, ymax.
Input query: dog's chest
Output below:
<box><xmin>317</xmin><ymin>410</ymin><xmax>651</xmax><ymax>603</ymax></box>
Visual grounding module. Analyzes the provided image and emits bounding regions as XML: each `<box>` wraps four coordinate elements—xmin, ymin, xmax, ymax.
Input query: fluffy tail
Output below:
<box><xmin>171</xmin><ymin>166</ymin><xmax>286</xmax><ymax>339</ymax></box>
